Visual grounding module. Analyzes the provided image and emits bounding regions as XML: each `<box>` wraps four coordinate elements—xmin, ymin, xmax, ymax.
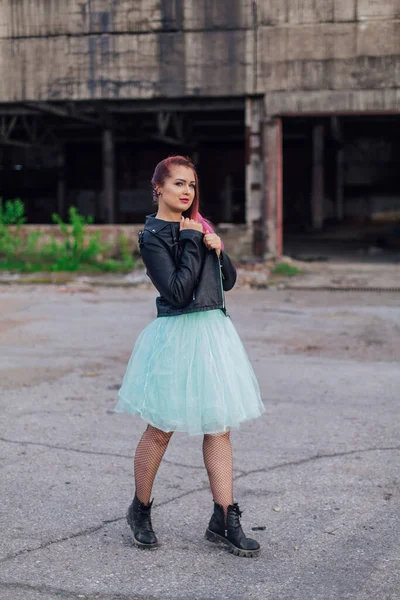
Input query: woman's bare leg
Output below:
<box><xmin>202</xmin><ymin>431</ymin><xmax>234</xmax><ymax>514</ymax></box>
<box><xmin>134</xmin><ymin>424</ymin><xmax>173</xmax><ymax>504</ymax></box>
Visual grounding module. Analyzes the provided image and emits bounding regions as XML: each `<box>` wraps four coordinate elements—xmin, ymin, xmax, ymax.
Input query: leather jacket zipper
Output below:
<box><xmin>217</xmin><ymin>252</ymin><xmax>227</xmax><ymax>315</ymax></box>
<box><xmin>193</xmin><ymin>277</ymin><xmax>199</xmax><ymax>301</ymax></box>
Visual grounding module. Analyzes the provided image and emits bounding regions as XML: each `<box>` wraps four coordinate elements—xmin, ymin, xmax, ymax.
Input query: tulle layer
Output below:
<box><xmin>115</xmin><ymin>308</ymin><xmax>266</xmax><ymax>436</ymax></box>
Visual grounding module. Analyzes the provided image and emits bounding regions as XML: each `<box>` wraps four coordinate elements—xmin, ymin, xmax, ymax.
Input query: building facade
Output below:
<box><xmin>1</xmin><ymin>1</ymin><xmax>399</xmax><ymax>257</ymax></box>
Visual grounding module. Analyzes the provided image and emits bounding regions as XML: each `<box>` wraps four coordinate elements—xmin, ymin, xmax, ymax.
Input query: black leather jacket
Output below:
<box><xmin>138</xmin><ymin>213</ymin><xmax>237</xmax><ymax>317</ymax></box>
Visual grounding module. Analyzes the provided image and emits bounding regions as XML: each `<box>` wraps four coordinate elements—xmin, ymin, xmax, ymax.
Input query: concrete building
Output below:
<box><xmin>1</xmin><ymin>1</ymin><xmax>400</xmax><ymax>258</ymax></box>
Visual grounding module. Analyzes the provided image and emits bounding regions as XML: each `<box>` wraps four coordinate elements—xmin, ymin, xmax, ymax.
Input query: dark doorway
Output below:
<box><xmin>282</xmin><ymin>116</ymin><xmax>400</xmax><ymax>262</ymax></box>
<box><xmin>0</xmin><ymin>101</ymin><xmax>245</xmax><ymax>227</ymax></box>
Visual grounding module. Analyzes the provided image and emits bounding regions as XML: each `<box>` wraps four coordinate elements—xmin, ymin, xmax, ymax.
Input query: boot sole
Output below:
<box><xmin>205</xmin><ymin>529</ymin><xmax>260</xmax><ymax>558</ymax></box>
<box><xmin>132</xmin><ymin>536</ymin><xmax>160</xmax><ymax>550</ymax></box>
<box><xmin>126</xmin><ymin>514</ymin><xmax>160</xmax><ymax>550</ymax></box>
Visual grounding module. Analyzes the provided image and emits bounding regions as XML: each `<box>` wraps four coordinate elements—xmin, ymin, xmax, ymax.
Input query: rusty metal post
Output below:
<box><xmin>102</xmin><ymin>128</ymin><xmax>115</xmax><ymax>223</ymax></box>
<box><xmin>264</xmin><ymin>116</ymin><xmax>283</xmax><ymax>258</ymax></box>
<box><xmin>311</xmin><ymin>122</ymin><xmax>324</xmax><ymax>231</ymax></box>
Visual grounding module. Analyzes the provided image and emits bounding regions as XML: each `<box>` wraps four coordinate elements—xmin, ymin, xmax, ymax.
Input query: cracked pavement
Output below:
<box><xmin>0</xmin><ymin>285</ymin><xmax>399</xmax><ymax>600</ymax></box>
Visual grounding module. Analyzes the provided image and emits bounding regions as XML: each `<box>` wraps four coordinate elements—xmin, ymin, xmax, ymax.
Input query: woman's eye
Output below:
<box><xmin>176</xmin><ymin>182</ymin><xmax>182</xmax><ymax>186</ymax></box>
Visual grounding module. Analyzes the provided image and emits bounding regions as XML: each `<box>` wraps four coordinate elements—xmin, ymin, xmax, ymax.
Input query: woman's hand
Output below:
<box><xmin>203</xmin><ymin>233</ymin><xmax>222</xmax><ymax>257</ymax></box>
<box><xmin>180</xmin><ymin>217</ymin><xmax>204</xmax><ymax>233</ymax></box>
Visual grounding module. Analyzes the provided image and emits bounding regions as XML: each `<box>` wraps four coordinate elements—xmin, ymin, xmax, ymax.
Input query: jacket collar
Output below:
<box><xmin>144</xmin><ymin>213</ymin><xmax>180</xmax><ymax>233</ymax></box>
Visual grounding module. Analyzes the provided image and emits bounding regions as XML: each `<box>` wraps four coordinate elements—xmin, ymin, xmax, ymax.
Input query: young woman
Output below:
<box><xmin>115</xmin><ymin>155</ymin><xmax>265</xmax><ymax>558</ymax></box>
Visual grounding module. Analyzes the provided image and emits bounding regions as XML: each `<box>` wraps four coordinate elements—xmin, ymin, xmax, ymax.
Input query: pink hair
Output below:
<box><xmin>151</xmin><ymin>155</ymin><xmax>224</xmax><ymax>248</ymax></box>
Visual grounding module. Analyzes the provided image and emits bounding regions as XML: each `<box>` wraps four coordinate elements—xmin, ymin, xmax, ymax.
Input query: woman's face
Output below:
<box><xmin>157</xmin><ymin>165</ymin><xmax>196</xmax><ymax>214</ymax></box>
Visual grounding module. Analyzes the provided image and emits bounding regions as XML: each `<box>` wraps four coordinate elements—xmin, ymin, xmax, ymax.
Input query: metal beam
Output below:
<box><xmin>0</xmin><ymin>114</ymin><xmax>60</xmax><ymax>150</ymax></box>
<box><xmin>22</xmin><ymin>102</ymin><xmax>103</xmax><ymax>126</ymax></box>
<box><xmin>60</xmin><ymin>134</ymin><xmax>244</xmax><ymax>143</ymax></box>
<box><xmin>191</xmin><ymin>120</ymin><xmax>244</xmax><ymax>127</ymax></box>
<box><xmin>157</xmin><ymin>112</ymin><xmax>172</xmax><ymax>136</ymax></box>
<box><xmin>96</xmin><ymin>99</ymin><xmax>245</xmax><ymax>114</ymax></box>
<box><xmin>149</xmin><ymin>134</ymin><xmax>195</xmax><ymax>147</ymax></box>
<box><xmin>0</xmin><ymin>99</ymin><xmax>245</xmax><ymax>119</ymax></box>
<box><xmin>0</xmin><ymin>139</ymin><xmax>33</xmax><ymax>148</ymax></box>
<box><xmin>0</xmin><ymin>107</ymin><xmax>37</xmax><ymax>115</ymax></box>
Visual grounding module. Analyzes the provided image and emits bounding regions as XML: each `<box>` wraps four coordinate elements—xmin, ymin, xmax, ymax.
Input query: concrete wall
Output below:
<box><xmin>262</xmin><ymin>1</ymin><xmax>400</xmax><ymax>115</ymax></box>
<box><xmin>1</xmin><ymin>0</ymin><xmax>400</xmax><ymax>113</ymax></box>
<box><xmin>14</xmin><ymin>223</ymin><xmax>252</xmax><ymax>260</ymax></box>
<box><xmin>13</xmin><ymin>224</ymin><xmax>143</xmax><ymax>257</ymax></box>
<box><xmin>0</xmin><ymin>0</ymin><xmax>252</xmax><ymax>101</ymax></box>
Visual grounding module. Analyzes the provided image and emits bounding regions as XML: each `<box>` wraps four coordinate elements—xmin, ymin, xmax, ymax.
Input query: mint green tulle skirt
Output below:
<box><xmin>115</xmin><ymin>309</ymin><xmax>265</xmax><ymax>436</ymax></box>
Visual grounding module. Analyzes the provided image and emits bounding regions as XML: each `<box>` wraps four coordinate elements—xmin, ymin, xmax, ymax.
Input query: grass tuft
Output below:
<box><xmin>273</xmin><ymin>262</ymin><xmax>301</xmax><ymax>277</ymax></box>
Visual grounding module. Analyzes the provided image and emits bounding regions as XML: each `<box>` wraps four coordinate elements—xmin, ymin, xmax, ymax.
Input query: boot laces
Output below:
<box><xmin>230</xmin><ymin>504</ymin><xmax>243</xmax><ymax>528</ymax></box>
<box><xmin>136</xmin><ymin>502</ymin><xmax>154</xmax><ymax>532</ymax></box>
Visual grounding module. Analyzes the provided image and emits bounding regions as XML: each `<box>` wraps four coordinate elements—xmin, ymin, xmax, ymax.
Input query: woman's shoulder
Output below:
<box><xmin>138</xmin><ymin>226</ymin><xmax>174</xmax><ymax>253</ymax></box>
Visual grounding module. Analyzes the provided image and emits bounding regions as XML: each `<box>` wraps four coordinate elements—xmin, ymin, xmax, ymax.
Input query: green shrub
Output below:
<box><xmin>0</xmin><ymin>198</ymin><xmax>25</xmax><ymax>266</ymax></box>
<box><xmin>0</xmin><ymin>198</ymin><xmax>26</xmax><ymax>226</ymax></box>
<box><xmin>0</xmin><ymin>200</ymin><xmax>136</xmax><ymax>274</ymax></box>
<box><xmin>42</xmin><ymin>207</ymin><xmax>107</xmax><ymax>271</ymax></box>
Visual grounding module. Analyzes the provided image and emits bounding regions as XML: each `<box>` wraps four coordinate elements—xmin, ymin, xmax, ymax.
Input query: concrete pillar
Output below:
<box><xmin>311</xmin><ymin>123</ymin><xmax>324</xmax><ymax>231</ymax></box>
<box><xmin>330</xmin><ymin>116</ymin><xmax>344</xmax><ymax>222</ymax></box>
<box><xmin>102</xmin><ymin>128</ymin><xmax>115</xmax><ymax>223</ymax></box>
<box><xmin>221</xmin><ymin>174</ymin><xmax>233</xmax><ymax>222</ymax></box>
<box><xmin>336</xmin><ymin>148</ymin><xmax>344</xmax><ymax>222</ymax></box>
<box><xmin>264</xmin><ymin>117</ymin><xmax>283</xmax><ymax>258</ymax></box>
<box><xmin>56</xmin><ymin>147</ymin><xmax>66</xmax><ymax>219</ymax></box>
<box><xmin>245</xmin><ymin>97</ymin><xmax>265</xmax><ymax>256</ymax></box>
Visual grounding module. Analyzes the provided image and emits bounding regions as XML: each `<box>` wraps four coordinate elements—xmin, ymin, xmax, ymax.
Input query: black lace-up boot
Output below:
<box><xmin>126</xmin><ymin>493</ymin><xmax>160</xmax><ymax>550</ymax></box>
<box><xmin>205</xmin><ymin>501</ymin><xmax>261</xmax><ymax>557</ymax></box>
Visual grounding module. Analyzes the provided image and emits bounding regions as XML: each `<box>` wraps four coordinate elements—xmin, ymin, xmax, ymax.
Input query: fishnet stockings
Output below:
<box><xmin>133</xmin><ymin>426</ymin><xmax>234</xmax><ymax>514</ymax></box>
<box><xmin>134</xmin><ymin>424</ymin><xmax>173</xmax><ymax>505</ymax></box>
<box><xmin>203</xmin><ymin>431</ymin><xmax>234</xmax><ymax>515</ymax></box>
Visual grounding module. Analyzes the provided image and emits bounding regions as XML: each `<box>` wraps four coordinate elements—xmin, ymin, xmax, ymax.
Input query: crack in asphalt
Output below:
<box><xmin>1</xmin><ymin>443</ymin><xmax>398</xmax><ymax>565</ymax></box>
<box><xmin>0</xmin><ymin>581</ymin><xmax>155</xmax><ymax>600</ymax></box>
<box><xmin>1</xmin><ymin>437</ymin><xmax>398</xmax><ymax>476</ymax></box>
<box><xmin>0</xmin><ymin>437</ymin><xmax>205</xmax><ymax>470</ymax></box>
<box><xmin>233</xmin><ymin>444</ymin><xmax>400</xmax><ymax>481</ymax></box>
<box><xmin>1</xmin><ymin>523</ymin><xmax>107</xmax><ymax>564</ymax></box>
<box><xmin>0</xmin><ymin>484</ymin><xmax>213</xmax><ymax>564</ymax></box>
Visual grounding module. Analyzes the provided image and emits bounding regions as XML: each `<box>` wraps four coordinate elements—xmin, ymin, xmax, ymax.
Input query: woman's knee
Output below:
<box><xmin>147</xmin><ymin>425</ymin><xmax>173</xmax><ymax>447</ymax></box>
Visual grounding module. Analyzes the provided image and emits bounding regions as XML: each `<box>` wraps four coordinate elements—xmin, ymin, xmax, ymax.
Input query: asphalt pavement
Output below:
<box><xmin>0</xmin><ymin>285</ymin><xmax>399</xmax><ymax>600</ymax></box>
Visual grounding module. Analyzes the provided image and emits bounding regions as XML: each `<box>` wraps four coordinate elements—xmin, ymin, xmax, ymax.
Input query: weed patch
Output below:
<box><xmin>0</xmin><ymin>199</ymin><xmax>137</xmax><ymax>273</ymax></box>
<box><xmin>273</xmin><ymin>262</ymin><xmax>301</xmax><ymax>277</ymax></box>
